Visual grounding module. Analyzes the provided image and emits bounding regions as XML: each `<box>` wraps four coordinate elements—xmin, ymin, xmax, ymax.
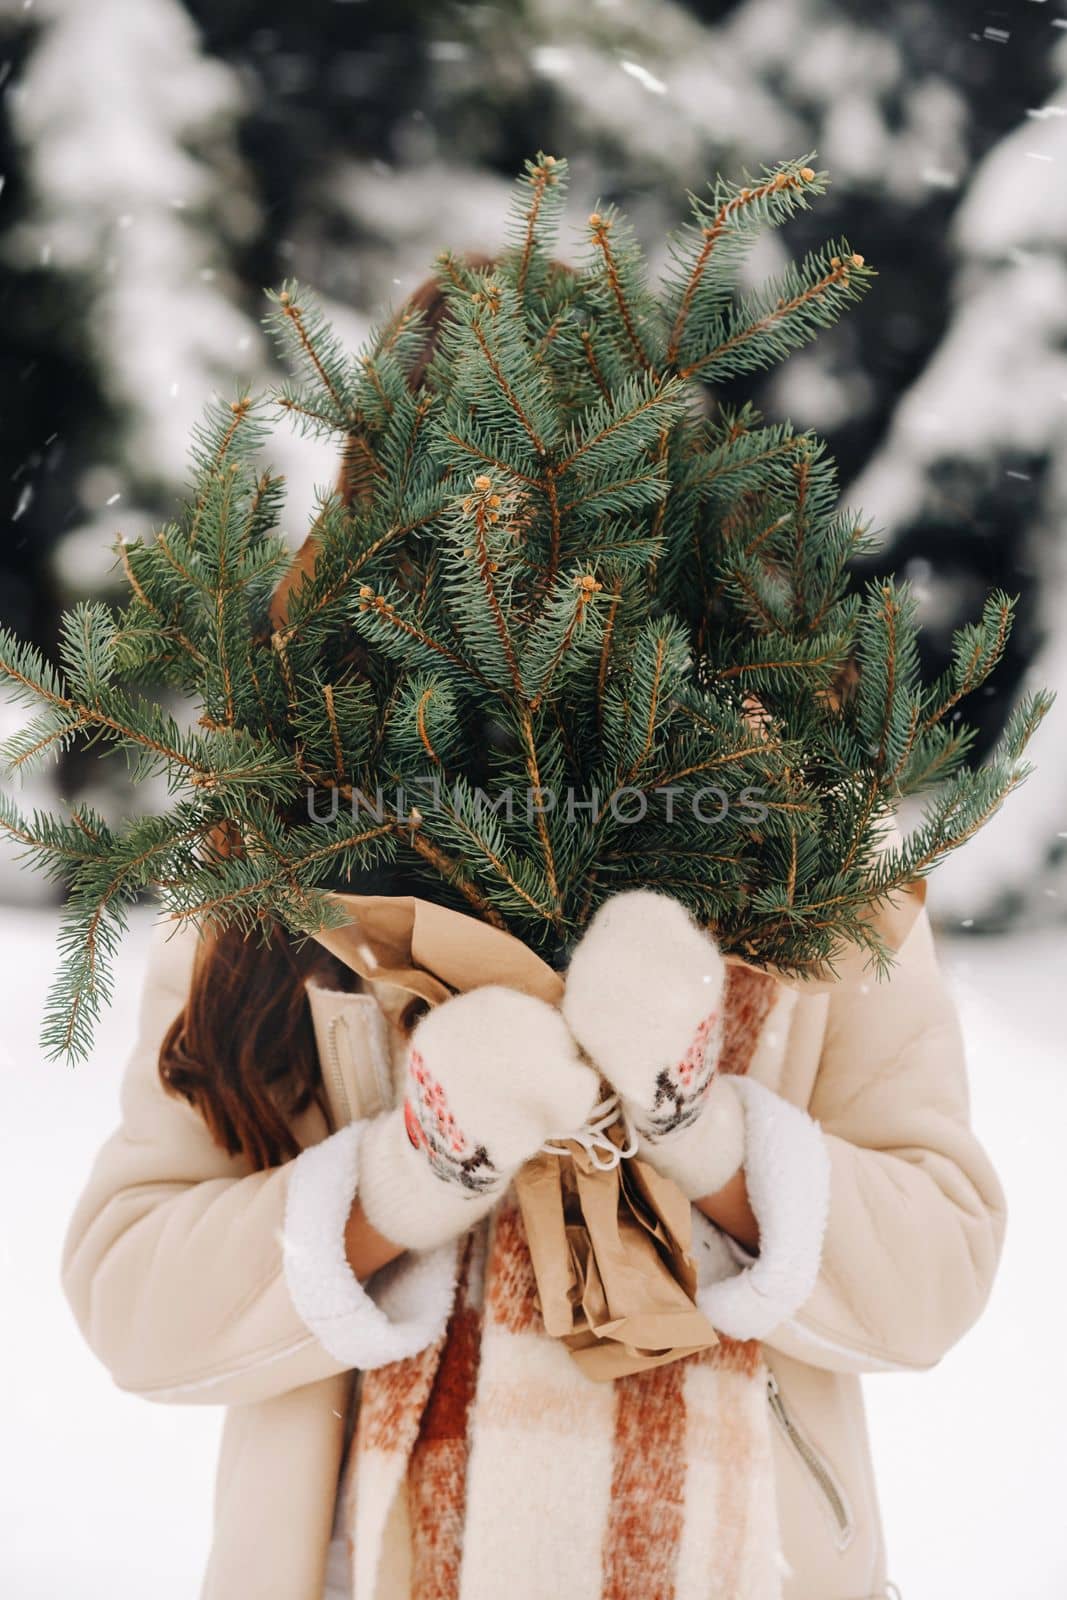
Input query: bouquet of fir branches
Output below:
<box><xmin>0</xmin><ymin>153</ymin><xmax>1049</xmax><ymax>1060</ymax></box>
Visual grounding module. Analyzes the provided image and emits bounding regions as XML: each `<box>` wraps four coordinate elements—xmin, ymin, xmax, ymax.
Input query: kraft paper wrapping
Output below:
<box><xmin>514</xmin><ymin>1136</ymin><xmax>723</xmax><ymax>1379</ymax></box>
<box><xmin>310</xmin><ymin>880</ymin><xmax>925</xmax><ymax>1377</ymax></box>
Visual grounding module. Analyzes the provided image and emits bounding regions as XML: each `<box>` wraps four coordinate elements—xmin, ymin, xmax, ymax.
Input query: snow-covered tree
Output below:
<box><xmin>0</xmin><ymin>0</ymin><xmax>340</xmax><ymax>891</ymax></box>
<box><xmin>9</xmin><ymin>0</ymin><xmax>1056</xmax><ymax>609</ymax></box>
<box><xmin>1</xmin><ymin>0</ymin><xmax>254</xmax><ymax>889</ymax></box>
<box><xmin>0</xmin><ymin>3</ymin><xmax>114</xmax><ymax>640</ymax></box>
<box><xmin>846</xmin><ymin>33</ymin><xmax>1067</xmax><ymax>929</ymax></box>
<box><xmin>6</xmin><ymin>0</ymin><xmax>256</xmax><ymax>491</ymax></box>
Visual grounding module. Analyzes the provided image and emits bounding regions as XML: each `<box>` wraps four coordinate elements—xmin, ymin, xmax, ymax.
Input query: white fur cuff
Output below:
<box><xmin>282</xmin><ymin>1121</ymin><xmax>460</xmax><ymax>1370</ymax></box>
<box><xmin>693</xmin><ymin>1077</ymin><xmax>830</xmax><ymax>1341</ymax></box>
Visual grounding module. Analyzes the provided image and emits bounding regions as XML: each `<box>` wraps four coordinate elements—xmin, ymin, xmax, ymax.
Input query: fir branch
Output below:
<box><xmin>404</xmin><ymin>822</ymin><xmax>509</xmax><ymax>928</ymax></box>
<box><xmin>665</xmin><ymin>161</ymin><xmax>821</xmax><ymax>366</ymax></box>
<box><xmin>116</xmin><ymin>537</ymin><xmax>207</xmax><ymax>669</ymax></box>
<box><xmin>469</xmin><ymin>316</ymin><xmax>550</xmax><ymax>459</ymax></box>
<box><xmin>580</xmin><ymin>328</ymin><xmax>612</xmax><ymax>400</ymax></box>
<box><xmin>0</xmin><ymin>626</ymin><xmax>211</xmax><ymax>785</ymax></box>
<box><xmin>414</xmin><ymin>773</ymin><xmax>562</xmax><ymax>924</ymax></box>
<box><xmin>322</xmin><ymin>684</ymin><xmax>346</xmax><ymax>782</ymax></box>
<box><xmin>544</xmin><ymin>469</ymin><xmax>562</xmax><ymax>591</ymax></box>
<box><xmin>714</xmin><ymin>641</ymin><xmax>846</xmax><ymax>682</ymax></box>
<box><xmin>512</xmin><ymin>152</ymin><xmax>564</xmax><ymax>298</ymax></box>
<box><xmin>2</xmin><ymin>150</ymin><xmax>1047</xmax><ymax>1059</ymax></box>
<box><xmin>686</xmin><ymin>426</ymin><xmax>802</xmax><ymax>495</ymax></box>
<box><xmin>524</xmin><ymin>571</ymin><xmax>604</xmax><ymax>710</ymax></box>
<box><xmin>186</xmin><ymin>395</ymin><xmax>264</xmax><ymax>548</ymax></box>
<box><xmin>468</xmin><ymin>484</ymin><xmax>524</xmax><ymax>694</ymax></box>
<box><xmin>207</xmin><ymin>396</ymin><xmax>255</xmax><ymax>473</ymax></box>
<box><xmin>587</xmin><ymin>210</ymin><xmax>654</xmax><ymax>373</ymax></box>
<box><xmin>0</xmin><ymin>791</ymin><xmax>105</xmax><ymax>875</ymax></box>
<box><xmin>354</xmin><ymin>583</ymin><xmax>489</xmax><ymax>687</ymax></box>
<box><xmin>919</xmin><ymin>591</ymin><xmax>1015</xmax><ymax>738</ymax></box>
<box><xmin>440</xmin><ymin>432</ymin><xmax>540</xmax><ymax>488</ymax></box>
<box><xmin>268</xmin><ymin>285</ymin><xmax>353</xmax><ymax>421</ymax></box>
<box><xmin>280</xmin><ymin>516</ymin><xmax>442</xmax><ymax>645</ymax></box>
<box><xmin>154</xmin><ymin>529</ymin><xmax>212</xmax><ymax>598</ymax></box>
<box><xmin>679</xmin><ymin>247</ymin><xmax>874</xmax><ymax>382</ymax></box>
<box><xmin>170</xmin><ymin>820</ymin><xmax>397</xmax><ymax>924</ymax></box>
<box><xmin>556</xmin><ymin>373</ymin><xmax>683</xmax><ymax>474</ymax></box>
<box><xmin>3</xmin><ymin>709</ymin><xmax>87</xmax><ymax>771</ymax></box>
<box><xmin>517</xmin><ymin>707</ymin><xmax>562</xmax><ymax>913</ymax></box>
<box><xmin>596</xmin><ymin>577</ymin><xmax>623</xmax><ymax>729</ymax></box>
<box><xmin>414</xmin><ymin>685</ymin><xmax>446</xmax><ymax>766</ymax></box>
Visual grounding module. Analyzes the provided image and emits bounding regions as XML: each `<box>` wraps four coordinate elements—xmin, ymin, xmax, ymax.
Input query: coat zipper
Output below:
<box><xmin>766</xmin><ymin>1372</ymin><xmax>854</xmax><ymax>1549</ymax></box>
<box><xmin>324</xmin><ymin>1016</ymin><xmax>353</xmax><ymax>1128</ymax></box>
<box><xmin>363</xmin><ymin>1003</ymin><xmax>396</xmax><ymax>1111</ymax></box>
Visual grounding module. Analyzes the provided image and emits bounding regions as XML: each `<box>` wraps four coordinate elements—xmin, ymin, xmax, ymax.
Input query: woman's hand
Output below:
<box><xmin>695</xmin><ymin>1168</ymin><xmax>760</xmax><ymax>1253</ymax></box>
<box><xmin>344</xmin><ymin>1197</ymin><xmax>408</xmax><ymax>1280</ymax></box>
<box><xmin>357</xmin><ymin>985</ymin><xmax>601</xmax><ymax>1252</ymax></box>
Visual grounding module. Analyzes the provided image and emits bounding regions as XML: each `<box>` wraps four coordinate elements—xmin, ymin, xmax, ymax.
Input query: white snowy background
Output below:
<box><xmin>1</xmin><ymin>1</ymin><xmax>1065</xmax><ymax>1596</ymax></box>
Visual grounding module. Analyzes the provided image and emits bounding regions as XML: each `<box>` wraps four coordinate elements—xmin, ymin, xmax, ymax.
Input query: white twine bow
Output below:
<box><xmin>540</xmin><ymin>1091</ymin><xmax>638</xmax><ymax>1171</ymax></box>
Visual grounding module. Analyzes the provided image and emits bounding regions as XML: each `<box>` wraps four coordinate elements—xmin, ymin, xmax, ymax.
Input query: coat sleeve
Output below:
<box><xmin>697</xmin><ymin>903</ymin><xmax>1006</xmax><ymax>1374</ymax></box>
<box><xmin>59</xmin><ymin>921</ymin><xmax>458</xmax><ymax>1407</ymax></box>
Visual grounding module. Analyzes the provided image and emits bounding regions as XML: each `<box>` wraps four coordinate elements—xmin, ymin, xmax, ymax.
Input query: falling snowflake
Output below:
<box><xmin>620</xmin><ymin>59</ymin><xmax>667</xmax><ymax>95</ymax></box>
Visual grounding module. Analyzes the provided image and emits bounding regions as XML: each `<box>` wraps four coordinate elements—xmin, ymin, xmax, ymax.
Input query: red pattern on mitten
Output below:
<box><xmin>359</xmin><ymin>985</ymin><xmax>601</xmax><ymax>1251</ymax></box>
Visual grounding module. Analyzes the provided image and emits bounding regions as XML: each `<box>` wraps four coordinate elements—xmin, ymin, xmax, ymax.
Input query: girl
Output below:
<box><xmin>60</xmin><ymin>271</ymin><xmax>1005</xmax><ymax>1600</ymax></box>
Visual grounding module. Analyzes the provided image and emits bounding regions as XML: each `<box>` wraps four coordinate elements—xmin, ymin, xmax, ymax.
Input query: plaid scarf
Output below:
<box><xmin>339</xmin><ymin>967</ymin><xmax>786</xmax><ymax>1600</ymax></box>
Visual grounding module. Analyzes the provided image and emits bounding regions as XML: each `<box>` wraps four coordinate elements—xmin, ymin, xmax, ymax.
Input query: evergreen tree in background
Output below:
<box><xmin>0</xmin><ymin>8</ymin><xmax>118</xmax><ymax>643</ymax></box>
<box><xmin>849</xmin><ymin>31</ymin><xmax>1067</xmax><ymax>930</ymax></box>
<box><xmin>0</xmin><ymin>154</ymin><xmax>1050</xmax><ymax>1060</ymax></box>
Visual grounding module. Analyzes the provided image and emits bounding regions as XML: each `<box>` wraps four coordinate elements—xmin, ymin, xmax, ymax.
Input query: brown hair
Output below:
<box><xmin>158</xmin><ymin>924</ymin><xmax>354</xmax><ymax>1168</ymax></box>
<box><xmin>157</xmin><ymin>263</ymin><xmax>475</xmax><ymax>1170</ymax></box>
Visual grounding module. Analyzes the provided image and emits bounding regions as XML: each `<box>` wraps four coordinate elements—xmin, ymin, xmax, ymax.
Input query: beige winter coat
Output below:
<box><xmin>60</xmin><ymin>903</ymin><xmax>1005</xmax><ymax>1600</ymax></box>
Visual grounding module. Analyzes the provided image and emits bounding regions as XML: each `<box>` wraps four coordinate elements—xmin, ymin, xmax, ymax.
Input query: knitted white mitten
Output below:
<box><xmin>562</xmin><ymin>890</ymin><xmax>745</xmax><ymax>1200</ymax></box>
<box><xmin>359</xmin><ymin>985</ymin><xmax>601</xmax><ymax>1251</ymax></box>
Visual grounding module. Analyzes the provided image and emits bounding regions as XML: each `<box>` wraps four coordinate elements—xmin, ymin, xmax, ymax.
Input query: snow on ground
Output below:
<box><xmin>0</xmin><ymin>906</ymin><xmax>219</xmax><ymax>1599</ymax></box>
<box><xmin>0</xmin><ymin>903</ymin><xmax>1064</xmax><ymax>1598</ymax></box>
<box><xmin>867</xmin><ymin>922</ymin><xmax>1067</xmax><ymax>1600</ymax></box>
